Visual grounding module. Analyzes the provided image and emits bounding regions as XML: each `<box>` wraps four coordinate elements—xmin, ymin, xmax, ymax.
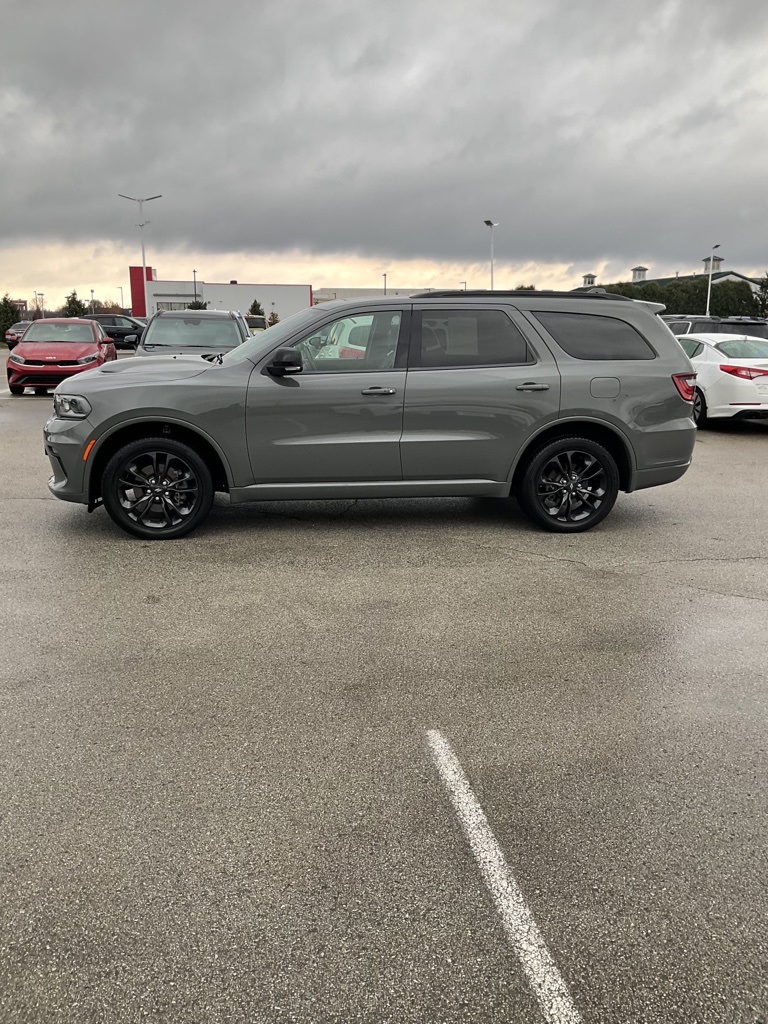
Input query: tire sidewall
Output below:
<box><xmin>693</xmin><ymin>388</ymin><xmax>708</xmax><ymax>427</ymax></box>
<box><xmin>102</xmin><ymin>437</ymin><xmax>214</xmax><ymax>539</ymax></box>
<box><xmin>518</xmin><ymin>437</ymin><xmax>619</xmax><ymax>533</ymax></box>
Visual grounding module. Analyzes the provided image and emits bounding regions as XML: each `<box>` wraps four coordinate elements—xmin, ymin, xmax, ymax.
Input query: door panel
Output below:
<box><xmin>245</xmin><ymin>308</ymin><xmax>408</xmax><ymax>484</ymax></box>
<box><xmin>401</xmin><ymin>305</ymin><xmax>561</xmax><ymax>482</ymax></box>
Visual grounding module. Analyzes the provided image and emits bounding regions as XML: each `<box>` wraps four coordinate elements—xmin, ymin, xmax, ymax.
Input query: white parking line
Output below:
<box><xmin>426</xmin><ymin>729</ymin><xmax>582</xmax><ymax>1024</ymax></box>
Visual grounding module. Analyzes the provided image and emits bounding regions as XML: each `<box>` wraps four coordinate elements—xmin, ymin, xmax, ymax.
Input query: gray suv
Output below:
<box><xmin>44</xmin><ymin>290</ymin><xmax>697</xmax><ymax>539</ymax></box>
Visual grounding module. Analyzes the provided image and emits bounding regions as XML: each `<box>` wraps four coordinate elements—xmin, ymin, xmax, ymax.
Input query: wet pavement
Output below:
<box><xmin>1</xmin><ymin>370</ymin><xmax>767</xmax><ymax>1023</ymax></box>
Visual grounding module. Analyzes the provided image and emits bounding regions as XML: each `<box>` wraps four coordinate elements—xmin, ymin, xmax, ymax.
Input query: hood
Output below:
<box><xmin>14</xmin><ymin>341</ymin><xmax>99</xmax><ymax>361</ymax></box>
<box><xmin>94</xmin><ymin>354</ymin><xmax>211</xmax><ymax>382</ymax></box>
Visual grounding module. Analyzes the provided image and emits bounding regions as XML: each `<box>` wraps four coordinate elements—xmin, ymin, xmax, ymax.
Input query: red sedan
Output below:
<box><xmin>6</xmin><ymin>318</ymin><xmax>117</xmax><ymax>395</ymax></box>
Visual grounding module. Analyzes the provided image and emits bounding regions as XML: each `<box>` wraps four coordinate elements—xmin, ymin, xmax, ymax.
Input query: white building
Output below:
<box><xmin>129</xmin><ymin>268</ymin><xmax>313</xmax><ymax>320</ymax></box>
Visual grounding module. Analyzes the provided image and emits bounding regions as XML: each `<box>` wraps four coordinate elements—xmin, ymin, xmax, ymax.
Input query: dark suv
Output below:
<box><xmin>80</xmin><ymin>314</ymin><xmax>147</xmax><ymax>348</ymax></box>
<box><xmin>44</xmin><ymin>290</ymin><xmax>697</xmax><ymax>539</ymax></box>
<box><xmin>135</xmin><ymin>309</ymin><xmax>250</xmax><ymax>357</ymax></box>
<box><xmin>666</xmin><ymin>316</ymin><xmax>768</xmax><ymax>339</ymax></box>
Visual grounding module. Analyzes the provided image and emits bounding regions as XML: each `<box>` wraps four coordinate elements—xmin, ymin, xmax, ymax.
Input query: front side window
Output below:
<box><xmin>294</xmin><ymin>311</ymin><xmax>402</xmax><ymax>372</ymax></box>
<box><xmin>533</xmin><ymin>311</ymin><xmax>656</xmax><ymax>360</ymax></box>
<box><xmin>22</xmin><ymin>322</ymin><xmax>95</xmax><ymax>343</ymax></box>
<box><xmin>415</xmin><ymin>309</ymin><xmax>532</xmax><ymax>368</ymax></box>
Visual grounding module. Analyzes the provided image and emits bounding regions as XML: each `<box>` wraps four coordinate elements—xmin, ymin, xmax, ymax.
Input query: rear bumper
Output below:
<box><xmin>630</xmin><ymin>459</ymin><xmax>692</xmax><ymax>491</ymax></box>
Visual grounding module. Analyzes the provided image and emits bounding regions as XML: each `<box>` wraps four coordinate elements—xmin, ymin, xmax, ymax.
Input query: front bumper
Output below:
<box><xmin>9</xmin><ymin>361</ymin><xmax>98</xmax><ymax>389</ymax></box>
<box><xmin>44</xmin><ymin>415</ymin><xmax>93</xmax><ymax>505</ymax></box>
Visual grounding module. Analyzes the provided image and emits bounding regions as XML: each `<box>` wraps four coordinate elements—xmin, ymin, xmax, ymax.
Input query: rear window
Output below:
<box><xmin>22</xmin><ymin>322</ymin><xmax>94</xmax><ymax>343</ymax></box>
<box><xmin>533</xmin><ymin>311</ymin><xmax>656</xmax><ymax>360</ymax></box>
<box><xmin>715</xmin><ymin>339</ymin><xmax>768</xmax><ymax>359</ymax></box>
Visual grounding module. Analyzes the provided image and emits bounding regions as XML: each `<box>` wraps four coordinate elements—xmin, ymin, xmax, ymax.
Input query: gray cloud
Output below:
<box><xmin>2</xmin><ymin>0</ymin><xmax>768</xmax><ymax>276</ymax></box>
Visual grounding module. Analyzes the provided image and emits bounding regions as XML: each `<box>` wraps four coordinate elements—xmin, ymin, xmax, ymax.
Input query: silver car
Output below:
<box><xmin>44</xmin><ymin>290</ymin><xmax>697</xmax><ymax>539</ymax></box>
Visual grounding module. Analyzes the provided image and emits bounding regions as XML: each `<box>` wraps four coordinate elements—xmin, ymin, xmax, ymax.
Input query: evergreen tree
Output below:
<box><xmin>61</xmin><ymin>290</ymin><xmax>87</xmax><ymax>317</ymax></box>
<box><xmin>267</xmin><ymin>311</ymin><xmax>280</xmax><ymax>326</ymax></box>
<box><xmin>0</xmin><ymin>293</ymin><xmax>21</xmax><ymax>339</ymax></box>
<box><xmin>187</xmin><ymin>300</ymin><xmax>208</xmax><ymax>309</ymax></box>
<box><xmin>249</xmin><ymin>298</ymin><xmax>265</xmax><ymax>316</ymax></box>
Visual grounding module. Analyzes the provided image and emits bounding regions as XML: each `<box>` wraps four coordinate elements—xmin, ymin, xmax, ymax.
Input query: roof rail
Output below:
<box><xmin>409</xmin><ymin>289</ymin><xmax>633</xmax><ymax>302</ymax></box>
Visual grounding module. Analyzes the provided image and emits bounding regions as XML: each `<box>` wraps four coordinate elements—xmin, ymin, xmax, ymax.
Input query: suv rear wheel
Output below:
<box><xmin>516</xmin><ymin>436</ymin><xmax>619</xmax><ymax>533</ymax></box>
<box><xmin>102</xmin><ymin>438</ymin><xmax>214</xmax><ymax>539</ymax></box>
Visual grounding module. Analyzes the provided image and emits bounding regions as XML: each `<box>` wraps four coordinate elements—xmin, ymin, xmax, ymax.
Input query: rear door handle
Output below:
<box><xmin>516</xmin><ymin>382</ymin><xmax>550</xmax><ymax>391</ymax></box>
<box><xmin>361</xmin><ymin>386</ymin><xmax>397</xmax><ymax>395</ymax></box>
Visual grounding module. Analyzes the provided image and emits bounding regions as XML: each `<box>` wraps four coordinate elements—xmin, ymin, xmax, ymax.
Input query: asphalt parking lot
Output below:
<box><xmin>1</xmin><ymin>353</ymin><xmax>767</xmax><ymax>1024</ymax></box>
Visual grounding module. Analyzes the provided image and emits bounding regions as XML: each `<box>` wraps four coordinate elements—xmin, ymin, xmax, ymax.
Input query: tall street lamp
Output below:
<box><xmin>484</xmin><ymin>219</ymin><xmax>498</xmax><ymax>290</ymax></box>
<box><xmin>39</xmin><ymin>292</ymin><xmax>44</xmax><ymax>318</ymax></box>
<box><xmin>705</xmin><ymin>243</ymin><xmax>721</xmax><ymax>316</ymax></box>
<box><xmin>382</xmin><ymin>272</ymin><xmax>387</xmax><ymax>295</ymax></box>
<box><xmin>193</xmin><ymin>269</ymin><xmax>197</xmax><ymax>303</ymax></box>
<box><xmin>118</xmin><ymin>285</ymin><xmax>124</xmax><ymax>310</ymax></box>
<box><xmin>90</xmin><ymin>289</ymin><xmax>95</xmax><ymax>313</ymax></box>
<box><xmin>459</xmin><ymin>280</ymin><xmax>467</xmax><ymax>291</ymax></box>
<box><xmin>118</xmin><ymin>193</ymin><xmax>162</xmax><ymax>318</ymax></box>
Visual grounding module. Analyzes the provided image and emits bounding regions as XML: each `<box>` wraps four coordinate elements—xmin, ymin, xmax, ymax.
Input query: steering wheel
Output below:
<box><xmin>297</xmin><ymin>340</ymin><xmax>317</xmax><ymax>371</ymax></box>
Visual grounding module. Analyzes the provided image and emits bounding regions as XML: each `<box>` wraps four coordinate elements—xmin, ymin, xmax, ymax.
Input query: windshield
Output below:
<box><xmin>246</xmin><ymin>315</ymin><xmax>267</xmax><ymax>330</ymax></box>
<box><xmin>715</xmin><ymin>338</ymin><xmax>768</xmax><ymax>359</ymax></box>
<box><xmin>222</xmin><ymin>306</ymin><xmax>325</xmax><ymax>365</ymax></box>
<box><xmin>22</xmin><ymin>322</ymin><xmax>94</xmax><ymax>343</ymax></box>
<box><xmin>142</xmin><ymin>316</ymin><xmax>243</xmax><ymax>349</ymax></box>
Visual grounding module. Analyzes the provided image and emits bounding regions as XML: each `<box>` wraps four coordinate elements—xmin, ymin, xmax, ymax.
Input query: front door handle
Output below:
<box><xmin>516</xmin><ymin>382</ymin><xmax>550</xmax><ymax>391</ymax></box>
<box><xmin>361</xmin><ymin>386</ymin><xmax>397</xmax><ymax>395</ymax></box>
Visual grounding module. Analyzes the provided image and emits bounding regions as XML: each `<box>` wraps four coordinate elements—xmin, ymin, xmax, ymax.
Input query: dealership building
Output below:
<box><xmin>129</xmin><ymin>267</ymin><xmax>313</xmax><ymax>320</ymax></box>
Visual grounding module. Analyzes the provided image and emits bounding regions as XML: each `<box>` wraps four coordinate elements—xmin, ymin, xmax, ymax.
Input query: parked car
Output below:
<box><xmin>7</xmin><ymin>318</ymin><xmax>116</xmax><ymax>395</ymax></box>
<box><xmin>245</xmin><ymin>314</ymin><xmax>268</xmax><ymax>334</ymax></box>
<box><xmin>666</xmin><ymin>316</ymin><xmax>768</xmax><ymax>339</ymax></box>
<box><xmin>4</xmin><ymin>321</ymin><xmax>33</xmax><ymax>349</ymax></box>
<box><xmin>80</xmin><ymin>313</ymin><xmax>147</xmax><ymax>348</ymax></box>
<box><xmin>677</xmin><ymin>333</ymin><xmax>768</xmax><ymax>425</ymax></box>
<box><xmin>44</xmin><ymin>289</ymin><xmax>697</xmax><ymax>540</ymax></box>
<box><xmin>134</xmin><ymin>309</ymin><xmax>250</xmax><ymax>356</ymax></box>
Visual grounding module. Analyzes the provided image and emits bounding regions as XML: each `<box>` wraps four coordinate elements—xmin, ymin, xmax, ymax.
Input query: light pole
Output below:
<box><xmin>460</xmin><ymin>280</ymin><xmax>467</xmax><ymax>291</ymax></box>
<box><xmin>118</xmin><ymin>285</ymin><xmax>124</xmax><ymax>310</ymax></box>
<box><xmin>90</xmin><ymin>289</ymin><xmax>95</xmax><ymax>312</ymax></box>
<box><xmin>382</xmin><ymin>272</ymin><xmax>387</xmax><ymax>295</ymax></box>
<box><xmin>705</xmin><ymin>243</ymin><xmax>721</xmax><ymax>316</ymax></box>
<box><xmin>118</xmin><ymin>193</ymin><xmax>162</xmax><ymax>318</ymax></box>
<box><xmin>34</xmin><ymin>291</ymin><xmax>39</xmax><ymax>318</ymax></box>
<box><xmin>484</xmin><ymin>220</ymin><xmax>498</xmax><ymax>290</ymax></box>
<box><xmin>193</xmin><ymin>269</ymin><xmax>197</xmax><ymax>303</ymax></box>
<box><xmin>39</xmin><ymin>292</ymin><xmax>44</xmax><ymax>318</ymax></box>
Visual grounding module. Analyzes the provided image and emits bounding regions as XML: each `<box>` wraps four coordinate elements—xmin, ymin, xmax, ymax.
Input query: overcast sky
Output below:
<box><xmin>2</xmin><ymin>0</ymin><xmax>768</xmax><ymax>307</ymax></box>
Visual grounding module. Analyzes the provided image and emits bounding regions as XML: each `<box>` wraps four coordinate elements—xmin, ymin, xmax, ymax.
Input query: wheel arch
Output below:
<box><xmin>88</xmin><ymin>420</ymin><xmax>232</xmax><ymax>504</ymax></box>
<box><xmin>510</xmin><ymin>419</ymin><xmax>634</xmax><ymax>493</ymax></box>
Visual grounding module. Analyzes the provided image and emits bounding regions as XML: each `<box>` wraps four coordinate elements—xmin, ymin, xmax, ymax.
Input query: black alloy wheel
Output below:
<box><xmin>102</xmin><ymin>437</ymin><xmax>214</xmax><ymax>539</ymax></box>
<box><xmin>693</xmin><ymin>388</ymin><xmax>708</xmax><ymax>427</ymax></box>
<box><xmin>517</xmin><ymin>436</ymin><xmax>619</xmax><ymax>533</ymax></box>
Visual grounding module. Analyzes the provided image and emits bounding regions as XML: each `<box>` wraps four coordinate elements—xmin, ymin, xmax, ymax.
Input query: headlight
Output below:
<box><xmin>9</xmin><ymin>352</ymin><xmax>25</xmax><ymax>364</ymax></box>
<box><xmin>76</xmin><ymin>354</ymin><xmax>99</xmax><ymax>365</ymax></box>
<box><xmin>53</xmin><ymin>394</ymin><xmax>92</xmax><ymax>419</ymax></box>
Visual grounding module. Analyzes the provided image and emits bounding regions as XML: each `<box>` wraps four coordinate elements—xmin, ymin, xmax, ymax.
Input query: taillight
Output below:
<box><xmin>719</xmin><ymin>364</ymin><xmax>768</xmax><ymax>380</ymax></box>
<box><xmin>672</xmin><ymin>372</ymin><xmax>696</xmax><ymax>402</ymax></box>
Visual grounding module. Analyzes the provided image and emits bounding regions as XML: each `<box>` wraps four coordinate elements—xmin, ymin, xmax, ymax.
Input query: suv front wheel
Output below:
<box><xmin>516</xmin><ymin>436</ymin><xmax>619</xmax><ymax>533</ymax></box>
<box><xmin>102</xmin><ymin>438</ymin><xmax>214</xmax><ymax>539</ymax></box>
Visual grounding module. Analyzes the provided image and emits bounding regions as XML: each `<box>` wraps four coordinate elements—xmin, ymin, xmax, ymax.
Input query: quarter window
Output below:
<box><xmin>679</xmin><ymin>339</ymin><xmax>704</xmax><ymax>358</ymax></box>
<box><xmin>533</xmin><ymin>311</ymin><xmax>656</xmax><ymax>360</ymax></box>
<box><xmin>294</xmin><ymin>312</ymin><xmax>402</xmax><ymax>372</ymax></box>
<box><xmin>416</xmin><ymin>309</ymin><xmax>532</xmax><ymax>368</ymax></box>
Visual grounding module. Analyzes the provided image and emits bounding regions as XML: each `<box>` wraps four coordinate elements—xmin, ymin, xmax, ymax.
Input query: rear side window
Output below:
<box><xmin>679</xmin><ymin>338</ymin><xmax>704</xmax><ymax>358</ymax></box>
<box><xmin>417</xmin><ymin>309</ymin><xmax>532</xmax><ymax>368</ymax></box>
<box><xmin>669</xmin><ymin>322</ymin><xmax>689</xmax><ymax>335</ymax></box>
<box><xmin>533</xmin><ymin>312</ymin><xmax>656</xmax><ymax>360</ymax></box>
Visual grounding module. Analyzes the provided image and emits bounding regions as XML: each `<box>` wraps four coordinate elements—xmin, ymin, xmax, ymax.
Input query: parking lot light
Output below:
<box><xmin>118</xmin><ymin>193</ymin><xmax>163</xmax><ymax>318</ymax></box>
<box><xmin>705</xmin><ymin>243</ymin><xmax>721</xmax><ymax>316</ymax></box>
<box><xmin>484</xmin><ymin>220</ymin><xmax>498</xmax><ymax>290</ymax></box>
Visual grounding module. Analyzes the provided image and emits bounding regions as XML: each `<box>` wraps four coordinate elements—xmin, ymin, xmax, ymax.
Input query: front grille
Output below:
<box><xmin>17</xmin><ymin>375</ymin><xmax>69</xmax><ymax>386</ymax></box>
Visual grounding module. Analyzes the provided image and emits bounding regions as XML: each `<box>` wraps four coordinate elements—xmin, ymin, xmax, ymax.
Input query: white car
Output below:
<box><xmin>677</xmin><ymin>333</ymin><xmax>768</xmax><ymax>425</ymax></box>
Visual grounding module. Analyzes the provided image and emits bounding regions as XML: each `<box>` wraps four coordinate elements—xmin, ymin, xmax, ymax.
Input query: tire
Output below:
<box><xmin>516</xmin><ymin>436</ymin><xmax>619</xmax><ymax>533</ymax></box>
<box><xmin>101</xmin><ymin>437</ymin><xmax>214</xmax><ymax>540</ymax></box>
<box><xmin>34</xmin><ymin>387</ymin><xmax>49</xmax><ymax>396</ymax></box>
<box><xmin>693</xmin><ymin>388</ymin><xmax>708</xmax><ymax>427</ymax></box>
<box><xmin>8</xmin><ymin>382</ymin><xmax>24</xmax><ymax>395</ymax></box>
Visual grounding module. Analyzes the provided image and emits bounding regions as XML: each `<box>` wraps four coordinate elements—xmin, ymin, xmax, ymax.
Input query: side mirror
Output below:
<box><xmin>267</xmin><ymin>347</ymin><xmax>303</xmax><ymax>376</ymax></box>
